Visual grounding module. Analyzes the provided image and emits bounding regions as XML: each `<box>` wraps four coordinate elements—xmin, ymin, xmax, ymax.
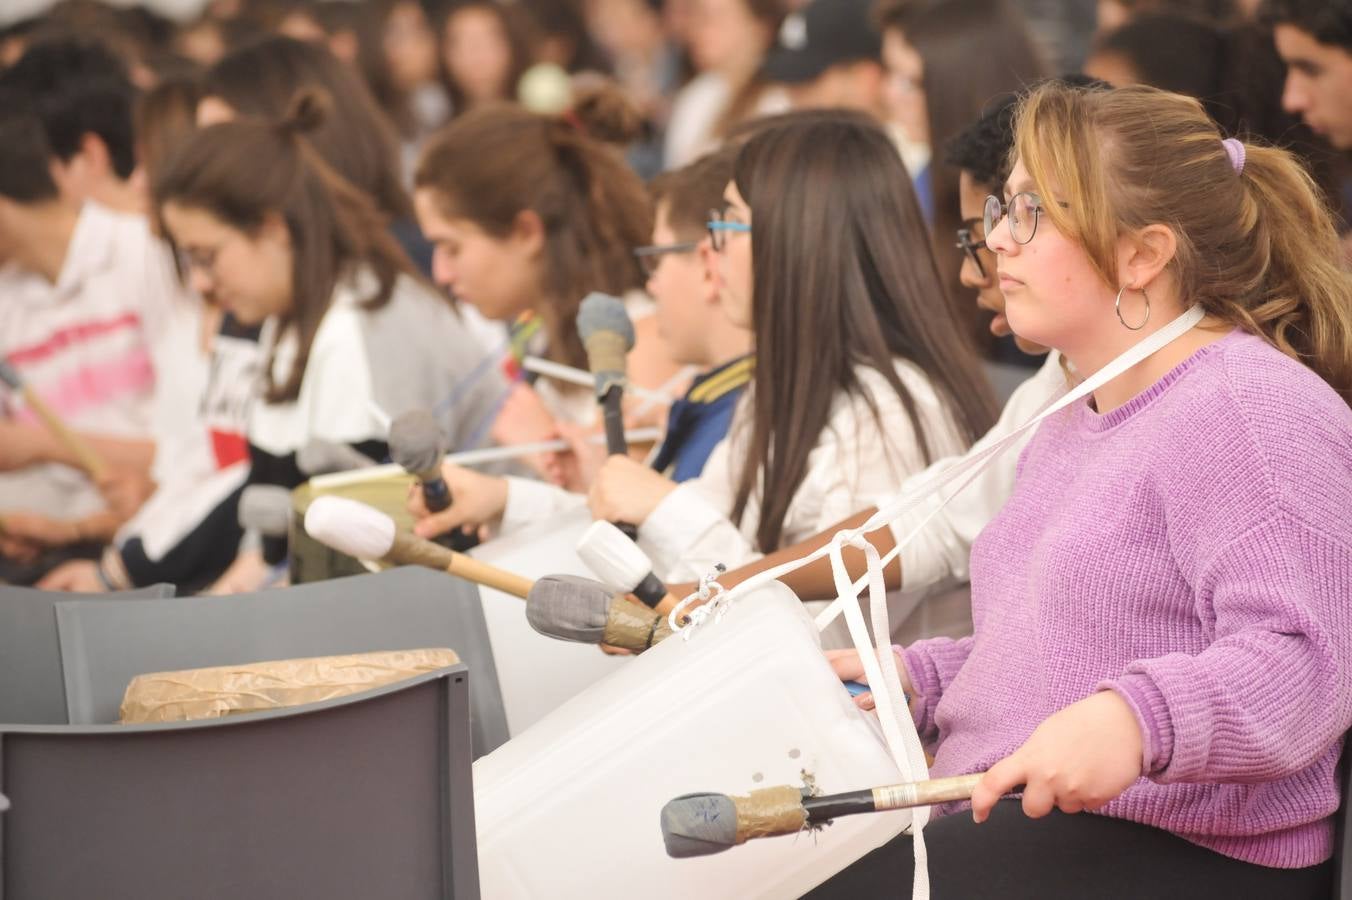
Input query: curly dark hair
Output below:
<box><xmin>943</xmin><ymin>75</ymin><xmax>1106</xmax><ymax>191</ymax></box>
<box><xmin>1259</xmin><ymin>0</ymin><xmax>1352</xmax><ymax>50</ymax></box>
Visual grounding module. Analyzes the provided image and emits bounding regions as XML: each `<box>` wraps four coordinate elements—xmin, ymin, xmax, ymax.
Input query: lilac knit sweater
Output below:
<box><xmin>905</xmin><ymin>330</ymin><xmax>1352</xmax><ymax>868</ymax></box>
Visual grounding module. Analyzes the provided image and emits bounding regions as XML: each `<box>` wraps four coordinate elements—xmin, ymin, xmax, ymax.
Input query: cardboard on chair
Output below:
<box><xmin>119</xmin><ymin>648</ymin><xmax>461</xmax><ymax>724</ymax></box>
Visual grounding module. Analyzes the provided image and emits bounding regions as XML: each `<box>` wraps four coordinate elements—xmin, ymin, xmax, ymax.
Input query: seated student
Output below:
<box><xmin>549</xmin><ymin>147</ymin><xmax>755</xmax><ymax>488</ymax></box>
<box><xmin>0</xmin><ymin>36</ymin><xmax>144</xmax><ymax>215</ymax></box>
<box><xmin>693</xmin><ymin>80</ymin><xmax>1097</xmax><ymax>612</ymax></box>
<box><xmin>760</xmin><ymin>0</ymin><xmax>886</xmax><ymax>122</ymax></box>
<box><xmin>411</xmin><ymin>85</ymin><xmax>683</xmax><ymax>471</ymax></box>
<box><xmin>198</xmin><ymin>35</ymin><xmax>437</xmax><ymax>279</ymax></box>
<box><xmin>414</xmin><ymin>111</ymin><xmax>997</xmax><ymax>644</ymax></box>
<box><xmin>37</xmin><ymin>77</ymin><xmax>265</xmax><ymax>596</ymax></box>
<box><xmin>813</xmin><ymin>81</ymin><xmax>1352</xmax><ymax>898</ymax></box>
<box><xmin>411</xmin><ymin>147</ymin><xmax>754</xmax><ymax>531</ymax></box>
<box><xmin>872</xmin><ymin>0</ymin><xmax>1048</xmax><ymax>356</ymax></box>
<box><xmin>1264</xmin><ymin>0</ymin><xmax>1352</xmax><ymax>153</ymax></box>
<box><xmin>639</xmin><ymin>148</ymin><xmax>754</xmax><ymax>482</ymax></box>
<box><xmin>0</xmin><ymin>80</ymin><xmax>198</xmax><ymax>583</ymax></box>
<box><xmin>151</xmin><ymin>90</ymin><xmax>504</xmax><ymax>594</ymax></box>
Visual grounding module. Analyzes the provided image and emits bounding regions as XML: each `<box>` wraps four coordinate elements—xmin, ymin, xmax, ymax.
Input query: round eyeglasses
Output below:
<box><xmin>955</xmin><ymin>223</ymin><xmax>987</xmax><ymax>279</ymax></box>
<box><xmin>983</xmin><ymin>192</ymin><xmax>1063</xmax><ymax>246</ymax></box>
<box><xmin>706</xmin><ymin>208</ymin><xmax>751</xmax><ymax>252</ymax></box>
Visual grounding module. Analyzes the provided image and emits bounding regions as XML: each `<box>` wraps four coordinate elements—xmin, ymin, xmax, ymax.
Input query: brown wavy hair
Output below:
<box><xmin>154</xmin><ymin>90</ymin><xmax>421</xmax><ymax>403</ymax></box>
<box><xmin>1014</xmin><ymin>81</ymin><xmax>1352</xmax><ymax>403</ymax></box>
<box><xmin>413</xmin><ymin>85</ymin><xmax>652</xmax><ymax>370</ymax></box>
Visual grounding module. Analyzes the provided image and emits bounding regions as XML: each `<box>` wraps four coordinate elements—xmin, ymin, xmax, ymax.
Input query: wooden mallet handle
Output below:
<box><xmin>387</xmin><ymin>530</ymin><xmax>534</xmax><ymax>598</ymax></box>
<box><xmin>22</xmin><ymin>387</ymin><xmax>108</xmax><ymax>480</ymax></box>
<box><xmin>1</xmin><ymin>360</ymin><xmax>107</xmax><ymax>480</ymax></box>
<box><xmin>443</xmin><ymin>553</ymin><xmax>533</xmax><ymax>599</ymax></box>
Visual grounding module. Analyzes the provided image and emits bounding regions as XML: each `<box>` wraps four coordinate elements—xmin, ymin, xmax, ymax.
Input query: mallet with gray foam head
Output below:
<box><xmin>238</xmin><ymin>484</ymin><xmax>293</xmax><ymax>538</ymax></box>
<box><xmin>660</xmin><ymin>773</ymin><xmax>989</xmax><ymax>858</ymax></box>
<box><xmin>577</xmin><ymin>292</ymin><xmax>640</xmax><ymax>541</ymax></box>
<box><xmin>525</xmin><ymin>573</ymin><xmax>673</xmax><ymax>652</ymax></box>
<box><xmin>388</xmin><ymin>409</ymin><xmax>478</xmax><ymax>551</ymax></box>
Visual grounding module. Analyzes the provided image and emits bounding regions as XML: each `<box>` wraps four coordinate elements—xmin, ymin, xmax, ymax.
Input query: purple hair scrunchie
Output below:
<box><xmin>1222</xmin><ymin>137</ymin><xmax>1246</xmax><ymax>175</ymax></box>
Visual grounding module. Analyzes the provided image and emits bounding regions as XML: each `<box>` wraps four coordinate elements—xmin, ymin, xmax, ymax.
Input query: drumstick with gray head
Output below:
<box><xmin>388</xmin><ymin>409</ymin><xmax>478</xmax><ymax>551</ymax></box>
<box><xmin>238</xmin><ymin>484</ymin><xmax>292</xmax><ymax>539</ymax></box>
<box><xmin>526</xmin><ymin>574</ymin><xmax>674</xmax><ymax>653</ymax></box>
<box><xmin>296</xmin><ymin>440</ymin><xmax>378</xmax><ymax>476</ymax></box>
<box><xmin>660</xmin><ymin>773</ymin><xmax>988</xmax><ymax>859</ymax></box>
<box><xmin>577</xmin><ymin>292</ymin><xmax>639</xmax><ymax>541</ymax></box>
<box><xmin>0</xmin><ymin>358</ymin><xmax>108</xmax><ymax>480</ymax></box>
<box><xmin>575</xmin><ymin>519</ymin><xmax>669</xmax><ymax>609</ymax></box>
<box><xmin>303</xmin><ymin>495</ymin><xmax>531</xmax><ymax>598</ymax></box>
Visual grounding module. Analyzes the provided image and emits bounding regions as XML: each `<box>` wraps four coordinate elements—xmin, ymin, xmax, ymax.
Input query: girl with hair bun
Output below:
<box><xmin>413</xmin><ymin>84</ymin><xmax>682</xmax><ymax>466</ymax></box>
<box><xmin>815</xmin><ymin>81</ymin><xmax>1352</xmax><ymax>898</ymax></box>
<box><xmin>152</xmin><ymin>90</ymin><xmax>504</xmax><ymax>593</ymax></box>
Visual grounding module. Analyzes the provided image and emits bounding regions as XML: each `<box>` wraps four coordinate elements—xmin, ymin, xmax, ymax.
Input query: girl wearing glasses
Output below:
<box><xmin>585</xmin><ymin>110</ymin><xmax>997</xmax><ymax>645</ymax></box>
<box><xmin>151</xmin><ymin>91</ymin><xmax>503</xmax><ymax>594</ymax></box>
<box><xmin>812</xmin><ymin>82</ymin><xmax>1352</xmax><ymax>898</ymax></box>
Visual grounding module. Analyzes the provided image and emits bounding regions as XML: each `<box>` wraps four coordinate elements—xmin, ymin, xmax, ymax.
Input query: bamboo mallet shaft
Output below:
<box><xmin>387</xmin><ymin>529</ymin><xmax>534</xmax><ymax>598</ymax></box>
<box><xmin>0</xmin><ymin>360</ymin><xmax>107</xmax><ymax>480</ymax></box>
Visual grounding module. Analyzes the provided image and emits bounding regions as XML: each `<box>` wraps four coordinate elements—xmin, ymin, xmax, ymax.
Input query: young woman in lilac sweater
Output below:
<box><xmin>815</xmin><ymin>82</ymin><xmax>1352</xmax><ymax>897</ymax></box>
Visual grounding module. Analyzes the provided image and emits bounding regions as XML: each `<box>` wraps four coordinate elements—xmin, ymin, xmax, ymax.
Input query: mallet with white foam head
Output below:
<box><xmin>575</xmin><ymin>519</ymin><xmax>669</xmax><ymax>609</ymax></box>
<box><xmin>303</xmin><ymin>495</ymin><xmax>531</xmax><ymax>598</ymax></box>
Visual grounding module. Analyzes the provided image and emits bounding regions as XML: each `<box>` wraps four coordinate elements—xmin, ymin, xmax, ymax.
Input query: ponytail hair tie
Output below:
<box><xmin>1222</xmin><ymin>137</ymin><xmax>1246</xmax><ymax>175</ymax></box>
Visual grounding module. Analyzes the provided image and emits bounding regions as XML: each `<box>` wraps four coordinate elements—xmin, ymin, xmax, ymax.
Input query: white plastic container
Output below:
<box><xmin>474</xmin><ymin>582</ymin><xmax>910</xmax><ymax>899</ymax></box>
<box><xmin>469</xmin><ymin>508</ymin><xmax>630</xmax><ymax>735</ymax></box>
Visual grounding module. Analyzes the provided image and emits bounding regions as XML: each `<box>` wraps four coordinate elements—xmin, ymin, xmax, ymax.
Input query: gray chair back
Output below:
<box><xmin>0</xmin><ymin>583</ymin><xmax>174</xmax><ymax>725</ymax></box>
<box><xmin>54</xmin><ymin>567</ymin><xmax>508</xmax><ymax>757</ymax></box>
<box><xmin>0</xmin><ymin>665</ymin><xmax>478</xmax><ymax>900</ymax></box>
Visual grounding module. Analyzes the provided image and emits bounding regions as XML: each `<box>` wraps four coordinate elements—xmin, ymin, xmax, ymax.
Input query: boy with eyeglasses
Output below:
<box><xmin>638</xmin><ymin>148</ymin><xmax>753</xmax><ymax>482</ymax></box>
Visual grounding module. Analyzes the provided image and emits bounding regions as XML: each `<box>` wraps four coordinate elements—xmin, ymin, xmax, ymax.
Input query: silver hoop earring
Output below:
<box><xmin>1115</xmin><ymin>284</ymin><xmax>1151</xmax><ymax>331</ymax></box>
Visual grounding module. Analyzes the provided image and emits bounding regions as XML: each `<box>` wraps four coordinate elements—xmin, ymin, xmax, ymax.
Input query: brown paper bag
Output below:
<box><xmin>119</xmin><ymin>648</ymin><xmax>461</xmax><ymax>724</ymax></box>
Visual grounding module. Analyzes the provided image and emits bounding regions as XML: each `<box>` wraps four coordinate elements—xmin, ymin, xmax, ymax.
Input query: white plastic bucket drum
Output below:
<box><xmin>469</xmin><ymin>507</ymin><xmax>630</xmax><ymax>735</ymax></box>
<box><xmin>474</xmin><ymin>582</ymin><xmax>909</xmax><ymax>898</ymax></box>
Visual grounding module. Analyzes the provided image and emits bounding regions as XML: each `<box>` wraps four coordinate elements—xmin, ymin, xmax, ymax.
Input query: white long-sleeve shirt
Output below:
<box><xmin>500</xmin><ymin>356</ymin><xmax>1069</xmax><ymax>645</ymax></box>
<box><xmin>502</xmin><ymin>360</ymin><xmax>967</xmax><ymax>640</ymax></box>
<box><xmin>639</xmin><ymin>360</ymin><xmax>967</xmax><ymax>583</ymax></box>
<box><xmin>887</xmin><ymin>351</ymin><xmax>1067</xmax><ymax>589</ymax></box>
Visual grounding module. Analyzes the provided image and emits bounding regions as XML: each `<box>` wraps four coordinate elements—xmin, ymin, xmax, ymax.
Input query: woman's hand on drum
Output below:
<box><xmin>587</xmin><ymin>455</ymin><xmax>676</xmax><ymax>526</ymax></box>
<box><xmin>407</xmin><ymin>463</ymin><xmax>508</xmax><ymax>539</ymax></box>
<box><xmin>970</xmin><ymin>690</ymin><xmax>1144</xmax><ymax>824</ymax></box>
<box><xmin>826</xmin><ymin>647</ymin><xmax>923</xmax><ymax>719</ymax></box>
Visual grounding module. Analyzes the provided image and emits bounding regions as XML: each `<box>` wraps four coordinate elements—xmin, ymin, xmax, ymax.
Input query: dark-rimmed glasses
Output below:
<box><xmin>633</xmin><ymin>240</ymin><xmax>700</xmax><ymax>277</ymax></box>
<box><xmin>983</xmin><ymin>192</ymin><xmax>1066</xmax><ymax>245</ymax></box>
<box><xmin>955</xmin><ymin>221</ymin><xmax>987</xmax><ymax>278</ymax></box>
<box><xmin>706</xmin><ymin>208</ymin><xmax>751</xmax><ymax>252</ymax></box>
